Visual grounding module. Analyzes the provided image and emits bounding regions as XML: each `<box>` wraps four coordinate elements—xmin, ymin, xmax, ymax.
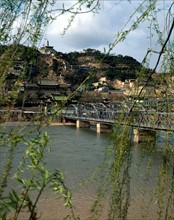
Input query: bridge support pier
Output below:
<box><xmin>62</xmin><ymin>118</ymin><xmax>67</xmax><ymax>124</ymax></box>
<box><xmin>133</xmin><ymin>128</ymin><xmax>156</xmax><ymax>143</ymax></box>
<box><xmin>76</xmin><ymin>120</ymin><xmax>90</xmax><ymax>128</ymax></box>
<box><xmin>96</xmin><ymin>123</ymin><xmax>112</xmax><ymax>133</ymax></box>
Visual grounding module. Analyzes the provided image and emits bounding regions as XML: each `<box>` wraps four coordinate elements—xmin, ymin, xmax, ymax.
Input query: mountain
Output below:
<box><xmin>0</xmin><ymin>45</ymin><xmax>142</xmax><ymax>89</ymax></box>
<box><xmin>0</xmin><ymin>44</ymin><xmax>153</xmax><ymax>107</ymax></box>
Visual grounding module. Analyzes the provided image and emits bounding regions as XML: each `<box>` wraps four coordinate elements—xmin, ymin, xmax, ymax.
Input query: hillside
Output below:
<box><xmin>0</xmin><ymin>45</ymin><xmax>142</xmax><ymax>89</ymax></box>
<box><xmin>0</xmin><ymin>44</ymin><xmax>150</xmax><ymax>107</ymax></box>
<box><xmin>61</xmin><ymin>48</ymin><xmax>141</xmax><ymax>84</ymax></box>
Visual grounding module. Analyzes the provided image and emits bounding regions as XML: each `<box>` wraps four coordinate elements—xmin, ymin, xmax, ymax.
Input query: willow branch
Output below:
<box><xmin>52</xmin><ymin>0</ymin><xmax>100</xmax><ymax>15</ymax></box>
<box><xmin>128</xmin><ymin>16</ymin><xmax>174</xmax><ymax>113</ymax></box>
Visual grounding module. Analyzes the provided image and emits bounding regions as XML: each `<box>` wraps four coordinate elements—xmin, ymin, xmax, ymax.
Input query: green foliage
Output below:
<box><xmin>0</xmin><ymin>0</ymin><xmax>174</xmax><ymax>219</ymax></box>
<box><xmin>0</xmin><ymin>128</ymin><xmax>77</xmax><ymax>219</ymax></box>
<box><xmin>63</xmin><ymin>49</ymin><xmax>141</xmax><ymax>85</ymax></box>
<box><xmin>0</xmin><ymin>2</ymin><xmax>83</xmax><ymax>218</ymax></box>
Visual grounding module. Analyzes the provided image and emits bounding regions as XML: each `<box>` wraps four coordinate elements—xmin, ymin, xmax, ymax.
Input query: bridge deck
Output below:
<box><xmin>63</xmin><ymin>102</ymin><xmax>174</xmax><ymax>132</ymax></box>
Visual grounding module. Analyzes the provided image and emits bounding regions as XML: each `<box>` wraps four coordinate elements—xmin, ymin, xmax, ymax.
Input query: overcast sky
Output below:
<box><xmin>40</xmin><ymin>0</ymin><xmax>173</xmax><ymax>69</ymax></box>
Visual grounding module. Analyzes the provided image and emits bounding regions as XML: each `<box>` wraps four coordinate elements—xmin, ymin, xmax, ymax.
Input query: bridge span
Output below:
<box><xmin>62</xmin><ymin>102</ymin><xmax>174</xmax><ymax>142</ymax></box>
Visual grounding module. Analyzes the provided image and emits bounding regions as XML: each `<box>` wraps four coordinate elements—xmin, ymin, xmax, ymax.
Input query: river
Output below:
<box><xmin>1</xmin><ymin>123</ymin><xmax>174</xmax><ymax>219</ymax></box>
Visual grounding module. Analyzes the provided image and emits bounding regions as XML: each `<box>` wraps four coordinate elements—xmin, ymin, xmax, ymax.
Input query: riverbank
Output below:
<box><xmin>50</xmin><ymin>122</ymin><xmax>75</xmax><ymax>126</ymax></box>
<box><xmin>0</xmin><ymin>121</ymin><xmax>75</xmax><ymax>127</ymax></box>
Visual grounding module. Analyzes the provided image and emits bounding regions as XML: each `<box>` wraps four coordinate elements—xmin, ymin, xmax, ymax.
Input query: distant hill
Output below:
<box><xmin>55</xmin><ymin>48</ymin><xmax>142</xmax><ymax>88</ymax></box>
<box><xmin>0</xmin><ymin>45</ymin><xmax>142</xmax><ymax>89</ymax></box>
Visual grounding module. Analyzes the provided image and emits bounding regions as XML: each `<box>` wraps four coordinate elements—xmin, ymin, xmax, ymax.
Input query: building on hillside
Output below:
<box><xmin>124</xmin><ymin>81</ymin><xmax>156</xmax><ymax>98</ymax></box>
<box><xmin>22</xmin><ymin>79</ymin><xmax>71</xmax><ymax>107</ymax></box>
<box><xmin>96</xmin><ymin>86</ymin><xmax>109</xmax><ymax>92</ymax></box>
<box><xmin>79</xmin><ymin>65</ymin><xmax>91</xmax><ymax>71</ymax></box>
<box><xmin>92</xmin><ymin>77</ymin><xmax>108</xmax><ymax>89</ymax></box>
<box><xmin>99</xmin><ymin>77</ymin><xmax>107</xmax><ymax>84</ymax></box>
<box><xmin>39</xmin><ymin>40</ymin><xmax>57</xmax><ymax>55</ymax></box>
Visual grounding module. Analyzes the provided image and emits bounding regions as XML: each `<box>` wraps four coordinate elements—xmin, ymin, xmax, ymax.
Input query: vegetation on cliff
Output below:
<box><xmin>0</xmin><ymin>44</ymin><xmax>141</xmax><ymax>85</ymax></box>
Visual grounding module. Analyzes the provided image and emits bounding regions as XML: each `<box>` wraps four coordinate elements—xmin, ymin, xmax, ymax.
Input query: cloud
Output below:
<box><xmin>46</xmin><ymin>1</ymin><xmax>132</xmax><ymax>50</ymax></box>
<box><xmin>43</xmin><ymin>0</ymin><xmax>173</xmax><ymax>68</ymax></box>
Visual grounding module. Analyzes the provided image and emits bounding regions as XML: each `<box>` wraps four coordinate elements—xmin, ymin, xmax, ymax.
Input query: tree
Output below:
<box><xmin>0</xmin><ymin>0</ymin><xmax>174</xmax><ymax>219</ymax></box>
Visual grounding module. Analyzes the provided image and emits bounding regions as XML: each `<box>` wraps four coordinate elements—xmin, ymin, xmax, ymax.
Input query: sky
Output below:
<box><xmin>40</xmin><ymin>0</ymin><xmax>173</xmax><ymax>69</ymax></box>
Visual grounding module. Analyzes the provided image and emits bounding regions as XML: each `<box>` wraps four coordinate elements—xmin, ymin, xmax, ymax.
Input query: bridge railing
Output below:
<box><xmin>63</xmin><ymin>105</ymin><xmax>174</xmax><ymax>131</ymax></box>
<box><xmin>128</xmin><ymin>111</ymin><xmax>174</xmax><ymax>130</ymax></box>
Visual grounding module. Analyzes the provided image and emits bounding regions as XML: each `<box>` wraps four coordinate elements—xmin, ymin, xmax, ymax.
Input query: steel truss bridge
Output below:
<box><xmin>63</xmin><ymin>100</ymin><xmax>174</xmax><ymax>131</ymax></box>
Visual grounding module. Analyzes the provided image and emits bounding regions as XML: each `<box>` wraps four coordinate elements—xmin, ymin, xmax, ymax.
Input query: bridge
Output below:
<box><xmin>0</xmin><ymin>100</ymin><xmax>173</xmax><ymax>142</ymax></box>
<box><xmin>62</xmin><ymin>101</ymin><xmax>174</xmax><ymax>142</ymax></box>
